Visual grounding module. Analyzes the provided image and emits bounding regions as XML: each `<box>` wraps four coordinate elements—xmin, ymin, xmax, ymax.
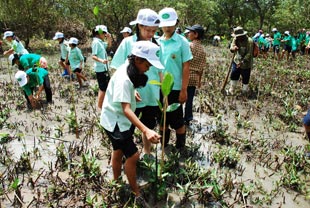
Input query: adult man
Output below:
<box><xmin>228</xmin><ymin>26</ymin><xmax>254</xmax><ymax>95</ymax></box>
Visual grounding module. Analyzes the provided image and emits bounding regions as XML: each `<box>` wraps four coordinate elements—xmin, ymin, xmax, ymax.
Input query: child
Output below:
<box><xmin>14</xmin><ymin>68</ymin><xmax>52</xmax><ymax>109</ymax></box>
<box><xmin>53</xmin><ymin>32</ymin><xmax>71</xmax><ymax>77</ymax></box>
<box><xmin>3</xmin><ymin>31</ymin><xmax>29</xmax><ymax>56</ymax></box>
<box><xmin>100</xmin><ymin>41</ymin><xmax>163</xmax><ymax>205</ymax></box>
<box><xmin>111</xmin><ymin>8</ymin><xmax>161</xmax><ymax>155</ymax></box>
<box><xmin>91</xmin><ymin>25</ymin><xmax>112</xmax><ymax>110</ymax></box>
<box><xmin>158</xmin><ymin>7</ymin><xmax>193</xmax><ymax>149</ymax></box>
<box><xmin>120</xmin><ymin>26</ymin><xmax>132</xmax><ymax>39</ymax></box>
<box><xmin>9</xmin><ymin>53</ymin><xmax>48</xmax><ymax>71</ymax></box>
<box><xmin>68</xmin><ymin>37</ymin><xmax>88</xmax><ymax>88</ymax></box>
<box><xmin>281</xmin><ymin>31</ymin><xmax>292</xmax><ymax>61</ymax></box>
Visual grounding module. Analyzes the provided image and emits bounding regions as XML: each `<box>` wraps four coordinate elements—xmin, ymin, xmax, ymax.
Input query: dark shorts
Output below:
<box><xmin>96</xmin><ymin>71</ymin><xmax>110</xmax><ymax>91</ymax></box>
<box><xmin>160</xmin><ymin>90</ymin><xmax>184</xmax><ymax>130</ymax></box>
<box><xmin>303</xmin><ymin>110</ymin><xmax>310</xmax><ymax>126</ymax></box>
<box><xmin>104</xmin><ymin>125</ymin><xmax>137</xmax><ymax>158</ymax></box>
<box><xmin>135</xmin><ymin>106</ymin><xmax>161</xmax><ymax>129</ymax></box>
<box><xmin>60</xmin><ymin>57</ymin><xmax>70</xmax><ymax>65</ymax></box>
<box><xmin>284</xmin><ymin>45</ymin><xmax>292</xmax><ymax>53</ymax></box>
<box><xmin>273</xmin><ymin>45</ymin><xmax>280</xmax><ymax>53</ymax></box>
<box><xmin>230</xmin><ymin>62</ymin><xmax>251</xmax><ymax>84</ymax></box>
<box><xmin>73</xmin><ymin>68</ymin><xmax>82</xmax><ymax>73</ymax></box>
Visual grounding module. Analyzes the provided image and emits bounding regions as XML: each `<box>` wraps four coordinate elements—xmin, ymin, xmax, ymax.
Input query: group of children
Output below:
<box><xmin>253</xmin><ymin>28</ymin><xmax>310</xmax><ymax>61</ymax></box>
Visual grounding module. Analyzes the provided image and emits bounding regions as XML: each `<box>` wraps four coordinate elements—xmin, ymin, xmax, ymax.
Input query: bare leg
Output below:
<box><xmin>111</xmin><ymin>149</ymin><xmax>124</xmax><ymax>180</ymax></box>
<box><xmin>97</xmin><ymin>90</ymin><xmax>105</xmax><ymax>110</ymax></box>
<box><xmin>124</xmin><ymin>152</ymin><xmax>140</xmax><ymax>196</ymax></box>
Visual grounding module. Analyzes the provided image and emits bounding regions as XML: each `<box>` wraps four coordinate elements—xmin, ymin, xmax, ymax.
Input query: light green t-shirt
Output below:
<box><xmin>68</xmin><ymin>46</ymin><xmax>84</xmax><ymax>70</ymax></box>
<box><xmin>159</xmin><ymin>32</ymin><xmax>193</xmax><ymax>90</ymax></box>
<box><xmin>100</xmin><ymin>64</ymin><xmax>136</xmax><ymax>132</ymax></box>
<box><xmin>22</xmin><ymin>67</ymin><xmax>48</xmax><ymax>96</ymax></box>
<box><xmin>60</xmin><ymin>40</ymin><xmax>69</xmax><ymax>60</ymax></box>
<box><xmin>111</xmin><ymin>35</ymin><xmax>161</xmax><ymax>107</ymax></box>
<box><xmin>91</xmin><ymin>37</ymin><xmax>108</xmax><ymax>72</ymax></box>
<box><xmin>11</xmin><ymin>39</ymin><xmax>29</xmax><ymax>55</ymax></box>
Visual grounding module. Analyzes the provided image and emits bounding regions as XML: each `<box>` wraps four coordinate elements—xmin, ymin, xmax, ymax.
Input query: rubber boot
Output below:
<box><xmin>175</xmin><ymin>133</ymin><xmax>186</xmax><ymax>149</ymax></box>
<box><xmin>228</xmin><ymin>80</ymin><xmax>238</xmax><ymax>95</ymax></box>
<box><xmin>242</xmin><ymin>84</ymin><xmax>249</xmax><ymax>93</ymax></box>
<box><xmin>160</xmin><ymin>129</ymin><xmax>170</xmax><ymax>148</ymax></box>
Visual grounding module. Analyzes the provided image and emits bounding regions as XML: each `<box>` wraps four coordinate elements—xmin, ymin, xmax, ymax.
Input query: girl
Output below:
<box><xmin>158</xmin><ymin>7</ymin><xmax>193</xmax><ymax>149</ymax></box>
<box><xmin>68</xmin><ymin>37</ymin><xmax>88</xmax><ymax>88</ymax></box>
<box><xmin>100</xmin><ymin>41</ymin><xmax>163</xmax><ymax>205</ymax></box>
<box><xmin>111</xmin><ymin>8</ymin><xmax>161</xmax><ymax>155</ymax></box>
<box><xmin>53</xmin><ymin>32</ymin><xmax>71</xmax><ymax>77</ymax></box>
<box><xmin>120</xmin><ymin>27</ymin><xmax>132</xmax><ymax>39</ymax></box>
<box><xmin>91</xmin><ymin>25</ymin><xmax>112</xmax><ymax>110</ymax></box>
<box><xmin>3</xmin><ymin>31</ymin><xmax>29</xmax><ymax>56</ymax></box>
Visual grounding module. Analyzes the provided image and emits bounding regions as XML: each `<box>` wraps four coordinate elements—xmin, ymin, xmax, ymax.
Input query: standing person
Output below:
<box><xmin>53</xmin><ymin>32</ymin><xmax>71</xmax><ymax>77</ymax></box>
<box><xmin>68</xmin><ymin>37</ymin><xmax>88</xmax><ymax>88</ymax></box>
<box><xmin>100</xmin><ymin>41</ymin><xmax>163</xmax><ymax>205</ymax></box>
<box><xmin>228</xmin><ymin>26</ymin><xmax>254</xmax><ymax>95</ymax></box>
<box><xmin>120</xmin><ymin>27</ymin><xmax>132</xmax><ymax>39</ymax></box>
<box><xmin>111</xmin><ymin>8</ymin><xmax>161</xmax><ymax>156</ymax></box>
<box><xmin>298</xmin><ymin>28</ymin><xmax>306</xmax><ymax>55</ymax></box>
<box><xmin>3</xmin><ymin>31</ymin><xmax>29</xmax><ymax>56</ymax></box>
<box><xmin>272</xmin><ymin>28</ymin><xmax>282</xmax><ymax>60</ymax></box>
<box><xmin>91</xmin><ymin>25</ymin><xmax>112</xmax><ymax>110</ymax></box>
<box><xmin>158</xmin><ymin>7</ymin><xmax>193</xmax><ymax>149</ymax></box>
<box><xmin>9</xmin><ymin>53</ymin><xmax>48</xmax><ymax>71</ymax></box>
<box><xmin>281</xmin><ymin>31</ymin><xmax>292</xmax><ymax>61</ymax></box>
<box><xmin>14</xmin><ymin>68</ymin><xmax>52</xmax><ymax>109</ymax></box>
<box><xmin>183</xmin><ymin>24</ymin><xmax>207</xmax><ymax>126</ymax></box>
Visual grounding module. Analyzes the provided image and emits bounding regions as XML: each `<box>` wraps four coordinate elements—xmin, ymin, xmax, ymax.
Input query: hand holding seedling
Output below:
<box><xmin>145</xmin><ymin>129</ymin><xmax>161</xmax><ymax>144</ymax></box>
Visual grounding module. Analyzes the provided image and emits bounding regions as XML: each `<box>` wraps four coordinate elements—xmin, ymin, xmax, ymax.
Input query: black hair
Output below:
<box><xmin>127</xmin><ymin>54</ymin><xmax>148</xmax><ymax>88</ymax></box>
<box><xmin>135</xmin><ymin>24</ymin><xmax>158</xmax><ymax>45</ymax></box>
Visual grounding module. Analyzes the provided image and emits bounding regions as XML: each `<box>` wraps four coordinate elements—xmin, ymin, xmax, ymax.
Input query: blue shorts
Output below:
<box><xmin>303</xmin><ymin>110</ymin><xmax>310</xmax><ymax>126</ymax></box>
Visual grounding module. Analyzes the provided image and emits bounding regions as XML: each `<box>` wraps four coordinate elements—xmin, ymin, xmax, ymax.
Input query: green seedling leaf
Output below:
<box><xmin>10</xmin><ymin>178</ymin><xmax>19</xmax><ymax>190</ymax></box>
<box><xmin>149</xmin><ymin>80</ymin><xmax>162</xmax><ymax>86</ymax></box>
<box><xmin>156</xmin><ymin>100</ymin><xmax>163</xmax><ymax>111</ymax></box>
<box><xmin>161</xmin><ymin>73</ymin><xmax>174</xmax><ymax>96</ymax></box>
<box><xmin>166</xmin><ymin>103</ymin><xmax>180</xmax><ymax>112</ymax></box>
<box><xmin>93</xmin><ymin>6</ymin><xmax>99</xmax><ymax>16</ymax></box>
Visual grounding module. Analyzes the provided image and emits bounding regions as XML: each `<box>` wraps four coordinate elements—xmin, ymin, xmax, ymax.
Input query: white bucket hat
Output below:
<box><xmin>95</xmin><ymin>25</ymin><xmax>108</xmax><ymax>33</ymax></box>
<box><xmin>15</xmin><ymin>70</ymin><xmax>28</xmax><ymax>87</ymax></box>
<box><xmin>53</xmin><ymin>32</ymin><xmax>64</xmax><ymax>40</ymax></box>
<box><xmin>131</xmin><ymin>41</ymin><xmax>164</xmax><ymax>69</ymax></box>
<box><xmin>284</xmin><ymin>31</ymin><xmax>290</xmax><ymax>35</ymax></box>
<box><xmin>129</xmin><ymin>9</ymin><xmax>160</xmax><ymax>27</ymax></box>
<box><xmin>120</xmin><ymin>27</ymin><xmax>132</xmax><ymax>34</ymax></box>
<box><xmin>159</xmin><ymin>8</ymin><xmax>178</xmax><ymax>27</ymax></box>
<box><xmin>68</xmin><ymin>37</ymin><xmax>78</xmax><ymax>45</ymax></box>
<box><xmin>272</xmin><ymin>28</ymin><xmax>277</xmax><ymax>32</ymax></box>
<box><xmin>3</xmin><ymin>31</ymin><xmax>14</xmax><ymax>39</ymax></box>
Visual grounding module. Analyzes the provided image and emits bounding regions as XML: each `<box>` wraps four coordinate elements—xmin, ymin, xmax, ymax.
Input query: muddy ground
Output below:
<box><xmin>0</xmin><ymin>44</ymin><xmax>309</xmax><ymax>207</ymax></box>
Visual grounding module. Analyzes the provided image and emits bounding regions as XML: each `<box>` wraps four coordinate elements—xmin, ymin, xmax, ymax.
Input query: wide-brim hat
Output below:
<box><xmin>15</xmin><ymin>70</ymin><xmax>28</xmax><ymax>87</ymax></box>
<box><xmin>68</xmin><ymin>37</ymin><xmax>78</xmax><ymax>45</ymax></box>
<box><xmin>131</xmin><ymin>41</ymin><xmax>164</xmax><ymax>69</ymax></box>
<box><xmin>233</xmin><ymin>26</ymin><xmax>247</xmax><ymax>37</ymax></box>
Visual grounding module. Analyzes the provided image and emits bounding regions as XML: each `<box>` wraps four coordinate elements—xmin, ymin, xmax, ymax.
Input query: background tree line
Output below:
<box><xmin>0</xmin><ymin>0</ymin><xmax>309</xmax><ymax>50</ymax></box>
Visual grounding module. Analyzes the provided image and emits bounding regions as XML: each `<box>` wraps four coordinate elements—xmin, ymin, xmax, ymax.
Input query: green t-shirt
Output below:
<box><xmin>20</xmin><ymin>53</ymin><xmax>41</xmax><ymax>69</ymax></box>
<box><xmin>68</xmin><ymin>47</ymin><xmax>84</xmax><ymax>70</ymax></box>
<box><xmin>273</xmin><ymin>32</ymin><xmax>281</xmax><ymax>46</ymax></box>
<box><xmin>91</xmin><ymin>37</ymin><xmax>108</xmax><ymax>72</ymax></box>
<box><xmin>22</xmin><ymin>67</ymin><xmax>48</xmax><ymax>96</ymax></box>
<box><xmin>283</xmin><ymin>35</ymin><xmax>292</xmax><ymax>47</ymax></box>
<box><xmin>11</xmin><ymin>40</ymin><xmax>29</xmax><ymax>55</ymax></box>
